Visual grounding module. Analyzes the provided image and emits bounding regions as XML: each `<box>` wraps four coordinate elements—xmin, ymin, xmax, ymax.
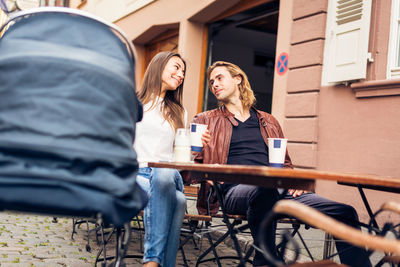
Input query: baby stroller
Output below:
<box><xmin>0</xmin><ymin>7</ymin><xmax>147</xmax><ymax>266</ymax></box>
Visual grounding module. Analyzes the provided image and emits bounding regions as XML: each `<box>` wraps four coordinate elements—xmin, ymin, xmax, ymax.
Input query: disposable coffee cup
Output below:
<box><xmin>268</xmin><ymin>138</ymin><xmax>288</xmax><ymax>168</ymax></box>
<box><xmin>190</xmin><ymin>123</ymin><xmax>208</xmax><ymax>152</ymax></box>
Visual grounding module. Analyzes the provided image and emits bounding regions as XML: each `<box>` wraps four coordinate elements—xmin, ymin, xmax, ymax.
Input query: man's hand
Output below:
<box><xmin>201</xmin><ymin>129</ymin><xmax>211</xmax><ymax>148</ymax></box>
<box><xmin>206</xmin><ymin>180</ymin><xmax>224</xmax><ymax>185</ymax></box>
<box><xmin>288</xmin><ymin>189</ymin><xmax>308</xmax><ymax>198</ymax></box>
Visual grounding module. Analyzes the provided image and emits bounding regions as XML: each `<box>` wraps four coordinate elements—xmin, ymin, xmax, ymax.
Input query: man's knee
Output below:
<box><xmin>340</xmin><ymin>203</ymin><xmax>359</xmax><ymax>221</ymax></box>
<box><xmin>251</xmin><ymin>187</ymin><xmax>278</xmax><ymax>204</ymax></box>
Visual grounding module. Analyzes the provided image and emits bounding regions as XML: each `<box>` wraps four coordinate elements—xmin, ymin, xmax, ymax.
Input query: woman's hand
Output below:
<box><xmin>201</xmin><ymin>129</ymin><xmax>211</xmax><ymax>148</ymax></box>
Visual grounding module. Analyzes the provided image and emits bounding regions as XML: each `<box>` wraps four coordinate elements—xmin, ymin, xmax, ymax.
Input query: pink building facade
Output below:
<box><xmin>72</xmin><ymin>0</ymin><xmax>400</xmax><ymax>223</ymax></box>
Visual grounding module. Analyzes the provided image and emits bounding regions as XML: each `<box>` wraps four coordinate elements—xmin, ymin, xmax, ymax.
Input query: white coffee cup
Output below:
<box><xmin>190</xmin><ymin>123</ymin><xmax>208</xmax><ymax>152</ymax></box>
<box><xmin>268</xmin><ymin>138</ymin><xmax>288</xmax><ymax>168</ymax></box>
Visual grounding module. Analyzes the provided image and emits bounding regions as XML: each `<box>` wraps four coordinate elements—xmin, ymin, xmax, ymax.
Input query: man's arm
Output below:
<box><xmin>267</xmin><ymin>113</ymin><xmax>308</xmax><ymax>197</ymax></box>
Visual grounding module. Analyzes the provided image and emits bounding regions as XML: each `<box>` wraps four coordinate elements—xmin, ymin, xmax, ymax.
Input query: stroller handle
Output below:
<box><xmin>0</xmin><ymin>6</ymin><xmax>136</xmax><ymax>62</ymax></box>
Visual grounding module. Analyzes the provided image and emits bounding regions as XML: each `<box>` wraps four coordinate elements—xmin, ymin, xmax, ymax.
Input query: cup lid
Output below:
<box><xmin>175</xmin><ymin>128</ymin><xmax>190</xmax><ymax>146</ymax></box>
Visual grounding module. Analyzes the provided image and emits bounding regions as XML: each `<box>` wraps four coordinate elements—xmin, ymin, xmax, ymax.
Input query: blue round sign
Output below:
<box><xmin>276</xmin><ymin>52</ymin><xmax>288</xmax><ymax>75</ymax></box>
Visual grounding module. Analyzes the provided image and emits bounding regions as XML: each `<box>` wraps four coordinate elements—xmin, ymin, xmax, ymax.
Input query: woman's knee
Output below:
<box><xmin>136</xmin><ymin>175</ymin><xmax>150</xmax><ymax>193</ymax></box>
<box><xmin>176</xmin><ymin>191</ymin><xmax>186</xmax><ymax>207</ymax></box>
<box><xmin>151</xmin><ymin>168</ymin><xmax>181</xmax><ymax>190</ymax></box>
<box><xmin>176</xmin><ymin>191</ymin><xmax>186</xmax><ymax>210</ymax></box>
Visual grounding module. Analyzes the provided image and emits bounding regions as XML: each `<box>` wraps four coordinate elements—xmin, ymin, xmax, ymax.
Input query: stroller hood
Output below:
<box><xmin>0</xmin><ymin>9</ymin><xmax>147</xmax><ymax>226</ymax></box>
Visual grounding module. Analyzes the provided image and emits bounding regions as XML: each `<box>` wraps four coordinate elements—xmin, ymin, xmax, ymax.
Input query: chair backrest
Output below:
<box><xmin>0</xmin><ymin>7</ymin><xmax>146</xmax><ymax>227</ymax></box>
<box><xmin>260</xmin><ymin>200</ymin><xmax>400</xmax><ymax>266</ymax></box>
<box><xmin>184</xmin><ymin>185</ymin><xmax>199</xmax><ymax>199</ymax></box>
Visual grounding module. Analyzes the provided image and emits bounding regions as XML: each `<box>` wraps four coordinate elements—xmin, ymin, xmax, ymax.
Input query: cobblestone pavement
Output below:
<box><xmin>0</xmin><ymin>212</ymin><xmax>386</xmax><ymax>267</ymax></box>
<box><xmin>0</xmin><ymin>212</ymin><xmax>95</xmax><ymax>267</ymax></box>
<box><xmin>0</xmin><ymin>212</ymin><xmax>244</xmax><ymax>267</ymax></box>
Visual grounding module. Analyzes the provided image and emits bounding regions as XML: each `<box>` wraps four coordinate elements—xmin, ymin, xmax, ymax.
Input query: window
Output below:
<box><xmin>40</xmin><ymin>0</ymin><xmax>68</xmax><ymax>6</ymax></box>
<box><xmin>387</xmin><ymin>0</ymin><xmax>400</xmax><ymax>78</ymax></box>
<box><xmin>322</xmin><ymin>0</ymin><xmax>372</xmax><ymax>85</ymax></box>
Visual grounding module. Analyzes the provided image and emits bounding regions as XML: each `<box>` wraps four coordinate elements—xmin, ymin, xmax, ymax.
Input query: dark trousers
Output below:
<box><xmin>224</xmin><ymin>184</ymin><xmax>279</xmax><ymax>266</ymax></box>
<box><xmin>224</xmin><ymin>186</ymin><xmax>372</xmax><ymax>267</ymax></box>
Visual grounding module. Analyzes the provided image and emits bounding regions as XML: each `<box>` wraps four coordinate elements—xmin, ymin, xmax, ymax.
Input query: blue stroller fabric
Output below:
<box><xmin>0</xmin><ymin>9</ymin><xmax>147</xmax><ymax>227</ymax></box>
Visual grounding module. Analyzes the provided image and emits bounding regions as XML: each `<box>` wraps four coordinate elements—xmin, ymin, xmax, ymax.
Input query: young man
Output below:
<box><xmin>193</xmin><ymin>61</ymin><xmax>371</xmax><ymax>266</ymax></box>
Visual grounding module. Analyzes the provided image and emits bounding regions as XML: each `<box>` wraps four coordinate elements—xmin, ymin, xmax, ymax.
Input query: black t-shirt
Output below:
<box><xmin>222</xmin><ymin>109</ymin><xmax>269</xmax><ymax>193</ymax></box>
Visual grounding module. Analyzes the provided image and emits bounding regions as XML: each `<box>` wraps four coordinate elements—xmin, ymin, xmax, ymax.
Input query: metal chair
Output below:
<box><xmin>194</xmin><ymin>183</ymin><xmax>335</xmax><ymax>267</ymax></box>
<box><xmin>259</xmin><ymin>200</ymin><xmax>400</xmax><ymax>267</ymax></box>
<box><xmin>179</xmin><ymin>185</ymin><xmax>213</xmax><ymax>267</ymax></box>
<box><xmin>194</xmin><ymin>183</ymin><xmax>253</xmax><ymax>267</ymax></box>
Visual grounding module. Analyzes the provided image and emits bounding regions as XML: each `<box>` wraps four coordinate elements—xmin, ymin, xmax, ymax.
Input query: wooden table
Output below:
<box><xmin>149</xmin><ymin>162</ymin><xmax>400</xmax><ymax>265</ymax></box>
<box><xmin>148</xmin><ymin>162</ymin><xmax>400</xmax><ymax>193</ymax></box>
<box><xmin>149</xmin><ymin>162</ymin><xmax>400</xmax><ymax>228</ymax></box>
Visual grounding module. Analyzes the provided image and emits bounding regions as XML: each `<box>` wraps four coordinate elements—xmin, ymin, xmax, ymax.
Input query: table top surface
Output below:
<box><xmin>148</xmin><ymin>162</ymin><xmax>400</xmax><ymax>192</ymax></box>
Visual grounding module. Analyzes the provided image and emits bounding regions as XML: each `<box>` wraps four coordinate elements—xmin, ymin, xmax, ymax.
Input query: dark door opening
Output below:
<box><xmin>204</xmin><ymin>1</ymin><xmax>279</xmax><ymax>113</ymax></box>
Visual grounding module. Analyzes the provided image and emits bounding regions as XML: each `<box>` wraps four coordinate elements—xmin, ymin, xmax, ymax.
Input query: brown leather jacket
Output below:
<box><xmin>191</xmin><ymin>106</ymin><xmax>293</xmax><ymax>215</ymax></box>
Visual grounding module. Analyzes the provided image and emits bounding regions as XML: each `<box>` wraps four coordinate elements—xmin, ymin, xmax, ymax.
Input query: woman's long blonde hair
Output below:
<box><xmin>138</xmin><ymin>51</ymin><xmax>186</xmax><ymax>130</ymax></box>
<box><xmin>207</xmin><ymin>61</ymin><xmax>256</xmax><ymax>109</ymax></box>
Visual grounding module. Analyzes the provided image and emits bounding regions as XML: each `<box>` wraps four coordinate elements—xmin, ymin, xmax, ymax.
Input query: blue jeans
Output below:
<box><xmin>136</xmin><ymin>167</ymin><xmax>186</xmax><ymax>266</ymax></box>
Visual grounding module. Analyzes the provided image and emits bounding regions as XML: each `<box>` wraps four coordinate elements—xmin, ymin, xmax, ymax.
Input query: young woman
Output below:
<box><xmin>134</xmin><ymin>51</ymin><xmax>187</xmax><ymax>267</ymax></box>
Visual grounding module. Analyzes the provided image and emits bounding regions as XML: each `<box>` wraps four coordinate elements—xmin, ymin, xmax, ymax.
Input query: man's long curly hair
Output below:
<box><xmin>207</xmin><ymin>61</ymin><xmax>256</xmax><ymax>109</ymax></box>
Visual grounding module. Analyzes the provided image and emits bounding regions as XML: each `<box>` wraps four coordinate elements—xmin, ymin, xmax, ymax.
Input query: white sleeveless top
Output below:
<box><xmin>134</xmin><ymin>96</ymin><xmax>186</xmax><ymax>168</ymax></box>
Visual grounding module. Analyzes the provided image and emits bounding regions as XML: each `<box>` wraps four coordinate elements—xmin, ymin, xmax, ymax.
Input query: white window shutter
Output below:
<box><xmin>322</xmin><ymin>0</ymin><xmax>372</xmax><ymax>84</ymax></box>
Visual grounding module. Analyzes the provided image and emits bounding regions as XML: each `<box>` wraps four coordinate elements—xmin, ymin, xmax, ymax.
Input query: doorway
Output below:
<box><xmin>144</xmin><ymin>28</ymin><xmax>179</xmax><ymax>72</ymax></box>
<box><xmin>204</xmin><ymin>1</ymin><xmax>279</xmax><ymax>113</ymax></box>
